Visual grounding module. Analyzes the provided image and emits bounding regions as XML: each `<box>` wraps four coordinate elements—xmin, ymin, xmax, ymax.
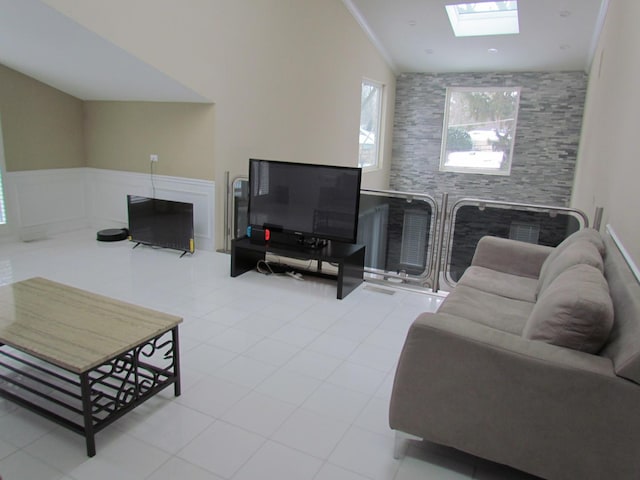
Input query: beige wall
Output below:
<box><xmin>572</xmin><ymin>0</ymin><xmax>640</xmax><ymax>265</ymax></box>
<box><xmin>0</xmin><ymin>64</ymin><xmax>84</xmax><ymax>171</ymax></box>
<box><xmin>43</xmin><ymin>0</ymin><xmax>396</xmax><ymax>248</ymax></box>
<box><xmin>85</xmin><ymin>102</ymin><xmax>215</xmax><ymax>180</ymax></box>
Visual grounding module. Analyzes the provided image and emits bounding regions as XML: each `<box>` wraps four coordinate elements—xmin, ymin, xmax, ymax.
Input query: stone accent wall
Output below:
<box><xmin>390</xmin><ymin>72</ymin><xmax>588</xmax><ymax>207</ymax></box>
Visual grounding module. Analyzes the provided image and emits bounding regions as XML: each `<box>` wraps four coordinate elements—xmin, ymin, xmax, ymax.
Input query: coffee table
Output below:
<box><xmin>0</xmin><ymin>277</ymin><xmax>182</xmax><ymax>456</ymax></box>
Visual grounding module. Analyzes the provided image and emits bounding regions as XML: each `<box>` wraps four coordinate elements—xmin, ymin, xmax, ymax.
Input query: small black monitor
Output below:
<box><xmin>127</xmin><ymin>195</ymin><xmax>194</xmax><ymax>254</ymax></box>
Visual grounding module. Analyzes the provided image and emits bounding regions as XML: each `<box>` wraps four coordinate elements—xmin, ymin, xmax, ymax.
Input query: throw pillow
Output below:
<box><xmin>524</xmin><ymin>264</ymin><xmax>614</xmax><ymax>353</ymax></box>
<box><xmin>536</xmin><ymin>239</ymin><xmax>604</xmax><ymax>297</ymax></box>
<box><xmin>538</xmin><ymin>229</ymin><xmax>605</xmax><ymax>286</ymax></box>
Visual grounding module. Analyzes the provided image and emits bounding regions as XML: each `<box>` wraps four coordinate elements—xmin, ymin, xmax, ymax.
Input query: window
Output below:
<box><xmin>445</xmin><ymin>1</ymin><xmax>519</xmax><ymax>37</ymax></box>
<box><xmin>440</xmin><ymin>86</ymin><xmax>520</xmax><ymax>175</ymax></box>
<box><xmin>359</xmin><ymin>79</ymin><xmax>383</xmax><ymax>169</ymax></box>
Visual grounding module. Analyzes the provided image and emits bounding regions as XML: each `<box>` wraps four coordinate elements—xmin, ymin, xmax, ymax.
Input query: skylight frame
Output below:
<box><xmin>445</xmin><ymin>1</ymin><xmax>520</xmax><ymax>38</ymax></box>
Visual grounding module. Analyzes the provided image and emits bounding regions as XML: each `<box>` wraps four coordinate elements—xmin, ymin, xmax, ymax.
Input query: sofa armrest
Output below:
<box><xmin>471</xmin><ymin>236</ymin><xmax>553</xmax><ymax>278</ymax></box>
<box><xmin>389</xmin><ymin>312</ymin><xmax>640</xmax><ymax>480</ymax></box>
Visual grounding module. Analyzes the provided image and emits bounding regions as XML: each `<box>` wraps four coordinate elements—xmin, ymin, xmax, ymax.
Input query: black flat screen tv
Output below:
<box><xmin>248</xmin><ymin>159</ymin><xmax>362</xmax><ymax>245</ymax></box>
<box><xmin>127</xmin><ymin>195</ymin><xmax>195</xmax><ymax>254</ymax></box>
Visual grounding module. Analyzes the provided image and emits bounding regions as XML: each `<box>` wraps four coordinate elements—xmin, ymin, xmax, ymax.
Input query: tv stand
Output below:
<box><xmin>230</xmin><ymin>237</ymin><xmax>365</xmax><ymax>299</ymax></box>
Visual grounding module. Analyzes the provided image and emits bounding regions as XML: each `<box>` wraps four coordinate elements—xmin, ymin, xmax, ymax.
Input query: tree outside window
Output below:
<box><xmin>440</xmin><ymin>86</ymin><xmax>520</xmax><ymax>175</ymax></box>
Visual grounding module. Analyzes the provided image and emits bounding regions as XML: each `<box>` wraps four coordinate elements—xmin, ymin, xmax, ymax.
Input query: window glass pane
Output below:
<box><xmin>440</xmin><ymin>87</ymin><xmax>520</xmax><ymax>175</ymax></box>
<box><xmin>359</xmin><ymin>80</ymin><xmax>383</xmax><ymax>169</ymax></box>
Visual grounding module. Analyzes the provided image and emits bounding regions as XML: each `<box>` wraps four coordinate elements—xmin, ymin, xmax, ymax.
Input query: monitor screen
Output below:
<box><xmin>248</xmin><ymin>159</ymin><xmax>362</xmax><ymax>244</ymax></box>
<box><xmin>127</xmin><ymin>195</ymin><xmax>194</xmax><ymax>253</ymax></box>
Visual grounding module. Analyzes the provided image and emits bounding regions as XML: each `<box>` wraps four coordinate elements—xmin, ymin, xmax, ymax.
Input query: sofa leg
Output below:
<box><xmin>393</xmin><ymin>430</ymin><xmax>422</xmax><ymax>459</ymax></box>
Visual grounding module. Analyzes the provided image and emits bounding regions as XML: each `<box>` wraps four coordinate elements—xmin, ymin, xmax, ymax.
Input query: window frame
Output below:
<box><xmin>439</xmin><ymin>86</ymin><xmax>521</xmax><ymax>176</ymax></box>
<box><xmin>358</xmin><ymin>78</ymin><xmax>384</xmax><ymax>171</ymax></box>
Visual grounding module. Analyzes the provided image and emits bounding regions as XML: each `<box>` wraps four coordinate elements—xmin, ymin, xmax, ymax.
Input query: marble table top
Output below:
<box><xmin>0</xmin><ymin>277</ymin><xmax>182</xmax><ymax>373</ymax></box>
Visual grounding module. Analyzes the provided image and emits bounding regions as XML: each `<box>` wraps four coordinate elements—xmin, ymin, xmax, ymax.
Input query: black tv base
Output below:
<box><xmin>230</xmin><ymin>237</ymin><xmax>365</xmax><ymax>299</ymax></box>
<box><xmin>131</xmin><ymin>241</ymin><xmax>192</xmax><ymax>258</ymax></box>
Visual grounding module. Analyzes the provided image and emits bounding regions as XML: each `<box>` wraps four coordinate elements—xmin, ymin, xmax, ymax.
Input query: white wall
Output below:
<box><xmin>572</xmin><ymin>0</ymin><xmax>640</xmax><ymax>265</ymax></box>
<box><xmin>42</xmin><ymin>0</ymin><xmax>397</xmax><ymax>249</ymax></box>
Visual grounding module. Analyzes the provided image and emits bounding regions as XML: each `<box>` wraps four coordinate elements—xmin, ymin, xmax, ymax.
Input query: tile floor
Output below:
<box><xmin>0</xmin><ymin>230</ymin><xmax>539</xmax><ymax>479</ymax></box>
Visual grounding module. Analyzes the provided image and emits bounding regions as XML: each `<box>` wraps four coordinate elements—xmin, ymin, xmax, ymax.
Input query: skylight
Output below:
<box><xmin>446</xmin><ymin>1</ymin><xmax>520</xmax><ymax>37</ymax></box>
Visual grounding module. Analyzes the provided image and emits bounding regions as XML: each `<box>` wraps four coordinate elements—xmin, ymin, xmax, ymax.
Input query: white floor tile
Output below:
<box><xmin>24</xmin><ymin>426</ymin><xmax>92</xmax><ymax>473</ymax></box>
<box><xmin>221</xmin><ymin>390</ymin><xmax>296</xmax><ymax>436</ymax></box>
<box><xmin>272</xmin><ymin>408</ymin><xmax>350</xmax><ymax>459</ymax></box>
<box><xmin>269</xmin><ymin>322</ymin><xmax>322</xmax><ymax>347</ymax></box>
<box><xmin>200</xmin><ymin>305</ymin><xmax>253</xmax><ymax>327</ymax></box>
<box><xmin>0</xmin><ymin>438</ymin><xmax>17</xmax><ymax>460</ymax></box>
<box><xmin>354</xmin><ymin>396</ymin><xmax>393</xmax><ymax>437</ymax></box>
<box><xmin>0</xmin><ymin>407</ymin><xmax>56</xmax><ymax>448</ymax></box>
<box><xmin>302</xmin><ymin>383</ymin><xmax>370</xmax><ymax>423</ymax></box>
<box><xmin>147</xmin><ymin>456</ymin><xmax>225</xmax><ymax>480</ymax></box>
<box><xmin>180</xmin><ymin>343</ymin><xmax>237</xmax><ymax>375</ymax></box>
<box><xmin>212</xmin><ymin>355</ymin><xmax>278</xmax><ymax>388</ymax></box>
<box><xmin>68</xmin><ymin>433</ymin><xmax>170</xmax><ymax>479</ymax></box>
<box><xmin>178</xmin><ymin>421</ymin><xmax>265</xmax><ymax>478</ymax></box>
<box><xmin>205</xmin><ymin>326</ymin><xmax>264</xmax><ymax>353</ymax></box>
<box><xmin>397</xmin><ymin>442</ymin><xmax>476</xmax><ymax>480</ymax></box>
<box><xmin>308</xmin><ymin>333</ymin><xmax>360</xmax><ymax>359</ymax></box>
<box><xmin>176</xmin><ymin>376</ymin><xmax>251</xmax><ymax>418</ymax></box>
<box><xmin>313</xmin><ymin>462</ymin><xmax>371</xmax><ymax>480</ymax></box>
<box><xmin>121</xmin><ymin>401</ymin><xmax>215</xmax><ymax>453</ymax></box>
<box><xmin>243</xmin><ymin>337</ymin><xmax>301</xmax><ymax>366</ymax></box>
<box><xmin>232</xmin><ymin>440</ymin><xmax>323</xmax><ymax>480</ymax></box>
<box><xmin>281</xmin><ymin>349</ymin><xmax>343</xmax><ymax>380</ymax></box>
<box><xmin>0</xmin><ymin>450</ymin><xmax>65</xmax><ymax>480</ymax></box>
<box><xmin>255</xmin><ymin>369</ymin><xmax>322</xmax><ymax>405</ymax></box>
<box><xmin>348</xmin><ymin>342</ymin><xmax>400</xmax><ymax>373</ymax></box>
<box><xmin>326</xmin><ymin>361</ymin><xmax>387</xmax><ymax>396</ymax></box>
<box><xmin>328</xmin><ymin>426</ymin><xmax>401</xmax><ymax>480</ymax></box>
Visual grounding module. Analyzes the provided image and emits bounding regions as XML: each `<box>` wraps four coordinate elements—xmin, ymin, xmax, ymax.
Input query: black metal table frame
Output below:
<box><xmin>0</xmin><ymin>326</ymin><xmax>180</xmax><ymax>456</ymax></box>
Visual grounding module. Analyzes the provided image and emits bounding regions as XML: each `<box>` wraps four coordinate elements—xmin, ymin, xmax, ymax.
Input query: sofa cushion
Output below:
<box><xmin>537</xmin><ymin>229</ymin><xmax>604</xmax><ymax>285</ymax></box>
<box><xmin>438</xmin><ymin>285</ymin><xmax>534</xmax><ymax>335</ymax></box>
<box><xmin>458</xmin><ymin>266</ymin><xmax>538</xmax><ymax>302</ymax></box>
<box><xmin>557</xmin><ymin>228</ymin><xmax>606</xmax><ymax>256</ymax></box>
<box><xmin>536</xmin><ymin>240</ymin><xmax>604</xmax><ymax>297</ymax></box>
<box><xmin>524</xmin><ymin>264</ymin><xmax>614</xmax><ymax>353</ymax></box>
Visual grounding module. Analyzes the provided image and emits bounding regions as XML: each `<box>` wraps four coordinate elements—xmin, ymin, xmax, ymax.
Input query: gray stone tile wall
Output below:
<box><xmin>390</xmin><ymin>71</ymin><xmax>588</xmax><ymax>207</ymax></box>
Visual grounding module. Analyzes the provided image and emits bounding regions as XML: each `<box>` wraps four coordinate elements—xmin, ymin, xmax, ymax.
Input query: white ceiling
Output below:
<box><xmin>0</xmin><ymin>0</ymin><xmax>209</xmax><ymax>102</ymax></box>
<box><xmin>0</xmin><ymin>1</ymin><xmax>607</xmax><ymax>102</ymax></box>
<box><xmin>343</xmin><ymin>0</ymin><xmax>608</xmax><ymax>74</ymax></box>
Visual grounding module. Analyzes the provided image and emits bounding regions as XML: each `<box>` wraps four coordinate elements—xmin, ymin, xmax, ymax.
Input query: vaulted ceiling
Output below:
<box><xmin>0</xmin><ymin>0</ymin><xmax>607</xmax><ymax>101</ymax></box>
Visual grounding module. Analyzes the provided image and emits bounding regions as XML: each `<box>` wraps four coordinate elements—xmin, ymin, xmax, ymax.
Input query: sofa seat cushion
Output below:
<box><xmin>438</xmin><ymin>285</ymin><xmax>534</xmax><ymax>335</ymax></box>
<box><xmin>537</xmin><ymin>239</ymin><xmax>604</xmax><ymax>297</ymax></box>
<box><xmin>458</xmin><ymin>266</ymin><xmax>539</xmax><ymax>302</ymax></box>
<box><xmin>524</xmin><ymin>264</ymin><xmax>614</xmax><ymax>353</ymax></box>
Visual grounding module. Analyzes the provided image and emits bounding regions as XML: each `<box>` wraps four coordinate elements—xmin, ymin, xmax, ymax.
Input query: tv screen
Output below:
<box><xmin>248</xmin><ymin>159</ymin><xmax>362</xmax><ymax>244</ymax></box>
<box><xmin>127</xmin><ymin>195</ymin><xmax>195</xmax><ymax>254</ymax></box>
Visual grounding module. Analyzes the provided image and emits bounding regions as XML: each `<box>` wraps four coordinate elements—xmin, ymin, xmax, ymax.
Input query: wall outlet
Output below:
<box><xmin>150</xmin><ymin>154</ymin><xmax>158</xmax><ymax>163</ymax></box>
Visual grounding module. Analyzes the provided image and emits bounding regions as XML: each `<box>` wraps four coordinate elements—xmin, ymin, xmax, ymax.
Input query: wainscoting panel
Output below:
<box><xmin>85</xmin><ymin>168</ymin><xmax>215</xmax><ymax>251</ymax></box>
<box><xmin>6</xmin><ymin>168</ymin><xmax>89</xmax><ymax>240</ymax></box>
<box><xmin>5</xmin><ymin>168</ymin><xmax>215</xmax><ymax>251</ymax></box>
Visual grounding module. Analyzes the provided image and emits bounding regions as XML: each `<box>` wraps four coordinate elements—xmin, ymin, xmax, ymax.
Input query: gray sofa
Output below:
<box><xmin>389</xmin><ymin>228</ymin><xmax>640</xmax><ymax>480</ymax></box>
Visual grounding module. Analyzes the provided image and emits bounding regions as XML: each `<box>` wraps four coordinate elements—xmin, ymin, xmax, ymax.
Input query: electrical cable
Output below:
<box><xmin>150</xmin><ymin>160</ymin><xmax>156</xmax><ymax>198</ymax></box>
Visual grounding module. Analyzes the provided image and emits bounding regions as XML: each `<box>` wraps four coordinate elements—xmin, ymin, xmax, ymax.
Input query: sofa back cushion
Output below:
<box><xmin>537</xmin><ymin>229</ymin><xmax>605</xmax><ymax>286</ymax></box>
<box><xmin>524</xmin><ymin>264</ymin><xmax>614</xmax><ymax>354</ymax></box>
<box><xmin>537</xmin><ymin>239</ymin><xmax>604</xmax><ymax>297</ymax></box>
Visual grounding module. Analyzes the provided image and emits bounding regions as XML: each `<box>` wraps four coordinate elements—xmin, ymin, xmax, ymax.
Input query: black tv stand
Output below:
<box><xmin>230</xmin><ymin>237</ymin><xmax>365</xmax><ymax>299</ymax></box>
